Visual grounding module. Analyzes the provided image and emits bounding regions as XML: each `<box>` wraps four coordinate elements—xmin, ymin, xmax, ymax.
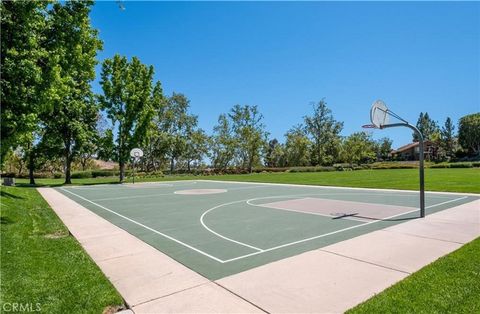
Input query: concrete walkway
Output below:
<box><xmin>38</xmin><ymin>188</ymin><xmax>479</xmax><ymax>313</ymax></box>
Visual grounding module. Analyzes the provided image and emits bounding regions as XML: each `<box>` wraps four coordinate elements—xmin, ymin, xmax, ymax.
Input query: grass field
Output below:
<box><xmin>16</xmin><ymin>168</ymin><xmax>480</xmax><ymax>193</ymax></box>
<box><xmin>0</xmin><ymin>186</ymin><xmax>124</xmax><ymax>313</ymax></box>
<box><xmin>348</xmin><ymin>237</ymin><xmax>480</xmax><ymax>313</ymax></box>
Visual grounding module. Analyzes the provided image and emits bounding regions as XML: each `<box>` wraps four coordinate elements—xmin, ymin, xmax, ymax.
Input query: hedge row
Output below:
<box><xmin>430</xmin><ymin>162</ymin><xmax>480</xmax><ymax>169</ymax></box>
<box><xmin>3</xmin><ymin>162</ymin><xmax>478</xmax><ymax>179</ymax></box>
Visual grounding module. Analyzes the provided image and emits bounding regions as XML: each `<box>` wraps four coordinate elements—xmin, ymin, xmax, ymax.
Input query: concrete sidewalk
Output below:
<box><xmin>38</xmin><ymin>187</ymin><xmax>479</xmax><ymax>313</ymax></box>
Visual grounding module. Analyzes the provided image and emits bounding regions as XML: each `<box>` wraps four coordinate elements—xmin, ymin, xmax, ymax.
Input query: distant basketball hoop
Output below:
<box><xmin>129</xmin><ymin>148</ymin><xmax>144</xmax><ymax>184</ymax></box>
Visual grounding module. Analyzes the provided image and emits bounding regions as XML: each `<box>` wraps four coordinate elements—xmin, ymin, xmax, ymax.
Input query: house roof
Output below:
<box><xmin>391</xmin><ymin>141</ymin><xmax>433</xmax><ymax>154</ymax></box>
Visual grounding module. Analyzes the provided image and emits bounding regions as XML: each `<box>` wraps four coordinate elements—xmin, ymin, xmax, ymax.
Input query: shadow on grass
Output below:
<box><xmin>0</xmin><ymin>190</ymin><xmax>24</xmax><ymax>199</ymax></box>
<box><xmin>0</xmin><ymin>216</ymin><xmax>14</xmax><ymax>224</ymax></box>
<box><xmin>15</xmin><ymin>181</ymin><xmax>122</xmax><ymax>188</ymax></box>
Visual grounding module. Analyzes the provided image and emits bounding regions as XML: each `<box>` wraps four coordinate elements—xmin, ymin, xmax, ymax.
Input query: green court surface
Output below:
<box><xmin>57</xmin><ymin>180</ymin><xmax>478</xmax><ymax>280</ymax></box>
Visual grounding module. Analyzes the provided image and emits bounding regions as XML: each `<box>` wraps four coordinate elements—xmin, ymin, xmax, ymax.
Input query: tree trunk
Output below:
<box><xmin>64</xmin><ymin>140</ymin><xmax>72</xmax><ymax>184</ymax></box>
<box><xmin>170</xmin><ymin>157</ymin><xmax>175</xmax><ymax>173</ymax></box>
<box><xmin>248</xmin><ymin>156</ymin><xmax>253</xmax><ymax>173</ymax></box>
<box><xmin>187</xmin><ymin>160</ymin><xmax>191</xmax><ymax>172</ymax></box>
<box><xmin>28</xmin><ymin>150</ymin><xmax>35</xmax><ymax>185</ymax></box>
<box><xmin>118</xmin><ymin>123</ymin><xmax>124</xmax><ymax>182</ymax></box>
<box><xmin>65</xmin><ymin>157</ymin><xmax>72</xmax><ymax>184</ymax></box>
<box><xmin>119</xmin><ymin>160</ymin><xmax>125</xmax><ymax>182</ymax></box>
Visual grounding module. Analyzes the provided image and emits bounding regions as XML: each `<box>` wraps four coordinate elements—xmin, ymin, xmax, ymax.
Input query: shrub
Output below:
<box><xmin>91</xmin><ymin>170</ymin><xmax>118</xmax><ymax>177</ymax></box>
<box><xmin>449</xmin><ymin>162</ymin><xmax>472</xmax><ymax>168</ymax></box>
<box><xmin>430</xmin><ymin>163</ymin><xmax>450</xmax><ymax>169</ymax></box>
<box><xmin>71</xmin><ymin>171</ymin><xmax>93</xmax><ymax>179</ymax></box>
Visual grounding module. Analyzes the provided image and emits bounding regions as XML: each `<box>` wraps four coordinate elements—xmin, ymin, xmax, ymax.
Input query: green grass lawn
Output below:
<box><xmin>348</xmin><ymin>237</ymin><xmax>480</xmax><ymax>313</ymax></box>
<box><xmin>16</xmin><ymin>168</ymin><xmax>480</xmax><ymax>193</ymax></box>
<box><xmin>0</xmin><ymin>186</ymin><xmax>124</xmax><ymax>313</ymax></box>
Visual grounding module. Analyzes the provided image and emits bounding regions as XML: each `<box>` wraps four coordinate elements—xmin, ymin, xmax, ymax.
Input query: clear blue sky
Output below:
<box><xmin>90</xmin><ymin>1</ymin><xmax>479</xmax><ymax>148</ymax></box>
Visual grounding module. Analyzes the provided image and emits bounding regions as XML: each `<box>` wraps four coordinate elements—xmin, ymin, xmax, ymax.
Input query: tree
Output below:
<box><xmin>184</xmin><ymin>129</ymin><xmax>209</xmax><ymax>171</ymax></box>
<box><xmin>284</xmin><ymin>126</ymin><xmax>311</xmax><ymax>167</ymax></box>
<box><xmin>158</xmin><ymin>93</ymin><xmax>197</xmax><ymax>172</ymax></box>
<box><xmin>341</xmin><ymin>132</ymin><xmax>376</xmax><ymax>166</ymax></box>
<box><xmin>97</xmin><ymin>129</ymin><xmax>115</xmax><ymax>162</ymax></box>
<box><xmin>304</xmin><ymin>100</ymin><xmax>343</xmax><ymax>166</ymax></box>
<box><xmin>40</xmin><ymin>0</ymin><xmax>103</xmax><ymax>184</ymax></box>
<box><xmin>211</xmin><ymin>114</ymin><xmax>236</xmax><ymax>170</ymax></box>
<box><xmin>441</xmin><ymin>117</ymin><xmax>456</xmax><ymax>158</ymax></box>
<box><xmin>375</xmin><ymin>137</ymin><xmax>393</xmax><ymax>161</ymax></box>
<box><xmin>99</xmin><ymin>55</ymin><xmax>161</xmax><ymax>181</ymax></box>
<box><xmin>265</xmin><ymin>139</ymin><xmax>285</xmax><ymax>168</ymax></box>
<box><xmin>413</xmin><ymin>112</ymin><xmax>440</xmax><ymax>142</ymax></box>
<box><xmin>458</xmin><ymin>113</ymin><xmax>480</xmax><ymax>156</ymax></box>
<box><xmin>0</xmin><ymin>1</ymin><xmax>49</xmax><ymax>165</ymax></box>
<box><xmin>229</xmin><ymin>105</ymin><xmax>268</xmax><ymax>172</ymax></box>
<box><xmin>141</xmin><ymin>83</ymin><xmax>168</xmax><ymax>172</ymax></box>
<box><xmin>0</xmin><ymin>1</ymin><xmax>54</xmax><ymax>184</ymax></box>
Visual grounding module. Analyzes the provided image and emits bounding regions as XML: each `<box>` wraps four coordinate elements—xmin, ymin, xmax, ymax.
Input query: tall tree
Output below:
<box><xmin>413</xmin><ymin>112</ymin><xmax>440</xmax><ymax>142</ymax></box>
<box><xmin>211</xmin><ymin>114</ymin><xmax>236</xmax><ymax>170</ymax></box>
<box><xmin>441</xmin><ymin>117</ymin><xmax>456</xmax><ymax>158</ymax></box>
<box><xmin>375</xmin><ymin>137</ymin><xmax>393</xmax><ymax>161</ymax></box>
<box><xmin>284</xmin><ymin>126</ymin><xmax>311</xmax><ymax>167</ymax></box>
<box><xmin>458</xmin><ymin>113</ymin><xmax>480</xmax><ymax>156</ymax></box>
<box><xmin>99</xmin><ymin>55</ymin><xmax>161</xmax><ymax>181</ymax></box>
<box><xmin>1</xmin><ymin>1</ymin><xmax>49</xmax><ymax>183</ymax></box>
<box><xmin>341</xmin><ymin>132</ymin><xmax>376</xmax><ymax>166</ymax></box>
<box><xmin>184</xmin><ymin>129</ymin><xmax>209</xmax><ymax>171</ymax></box>
<box><xmin>41</xmin><ymin>0</ymin><xmax>103</xmax><ymax>184</ymax></box>
<box><xmin>229</xmin><ymin>105</ymin><xmax>268</xmax><ymax>172</ymax></box>
<box><xmin>265</xmin><ymin>139</ymin><xmax>285</xmax><ymax>167</ymax></box>
<box><xmin>158</xmin><ymin>93</ymin><xmax>197</xmax><ymax>172</ymax></box>
<box><xmin>304</xmin><ymin>100</ymin><xmax>343</xmax><ymax>166</ymax></box>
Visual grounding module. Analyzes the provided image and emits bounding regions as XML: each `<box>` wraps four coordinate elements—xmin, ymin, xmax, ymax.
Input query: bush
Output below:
<box><xmin>449</xmin><ymin>162</ymin><xmax>473</xmax><ymax>168</ymax></box>
<box><xmin>91</xmin><ymin>170</ymin><xmax>118</xmax><ymax>177</ymax></box>
<box><xmin>430</xmin><ymin>163</ymin><xmax>450</xmax><ymax>169</ymax></box>
<box><xmin>289</xmin><ymin>166</ymin><xmax>335</xmax><ymax>173</ymax></box>
<box><xmin>71</xmin><ymin>171</ymin><xmax>92</xmax><ymax>179</ymax></box>
<box><xmin>371</xmin><ymin>162</ymin><xmax>419</xmax><ymax>170</ymax></box>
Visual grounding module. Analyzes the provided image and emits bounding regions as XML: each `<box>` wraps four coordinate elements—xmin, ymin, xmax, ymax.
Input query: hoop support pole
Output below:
<box><xmin>381</xmin><ymin>123</ymin><xmax>425</xmax><ymax>218</ymax></box>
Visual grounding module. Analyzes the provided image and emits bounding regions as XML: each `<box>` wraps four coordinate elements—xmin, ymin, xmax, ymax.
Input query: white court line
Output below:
<box><xmin>199</xmin><ymin>191</ymin><xmax>425</xmax><ymax>252</ymax></box>
<box><xmin>59</xmin><ymin>187</ymin><xmax>225</xmax><ymax>263</ymax></box>
<box><xmin>91</xmin><ymin>185</ymin><xmax>269</xmax><ymax>201</ymax></box>
<box><xmin>421</xmin><ymin>196</ymin><xmax>469</xmax><ymax>209</ymax></box>
<box><xmin>246</xmin><ymin>196</ymin><xmax>371</xmax><ymax>222</ymax></box>
<box><xmin>221</xmin><ymin>195</ymin><xmax>470</xmax><ymax>263</ymax></box>
<box><xmin>198</xmin><ymin>179</ymin><xmax>480</xmax><ymax>197</ymax></box>
<box><xmin>200</xmin><ymin>200</ymin><xmax>265</xmax><ymax>252</ymax></box>
<box><xmin>92</xmin><ymin>193</ymin><xmax>174</xmax><ymax>202</ymax></box>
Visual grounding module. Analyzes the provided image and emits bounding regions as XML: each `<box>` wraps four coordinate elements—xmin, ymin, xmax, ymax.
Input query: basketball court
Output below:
<box><xmin>54</xmin><ymin>179</ymin><xmax>477</xmax><ymax>280</ymax></box>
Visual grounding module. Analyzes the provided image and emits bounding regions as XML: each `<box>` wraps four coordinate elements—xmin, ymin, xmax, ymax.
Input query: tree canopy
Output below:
<box><xmin>458</xmin><ymin>113</ymin><xmax>480</xmax><ymax>156</ymax></box>
<box><xmin>99</xmin><ymin>54</ymin><xmax>160</xmax><ymax>181</ymax></box>
<box><xmin>304</xmin><ymin>100</ymin><xmax>343</xmax><ymax>166</ymax></box>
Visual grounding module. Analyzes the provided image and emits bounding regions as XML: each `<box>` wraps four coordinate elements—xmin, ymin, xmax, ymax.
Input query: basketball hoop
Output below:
<box><xmin>129</xmin><ymin>148</ymin><xmax>143</xmax><ymax>184</ymax></box>
<box><xmin>130</xmin><ymin>148</ymin><xmax>144</xmax><ymax>161</ymax></box>
<box><xmin>366</xmin><ymin>99</ymin><xmax>426</xmax><ymax>218</ymax></box>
